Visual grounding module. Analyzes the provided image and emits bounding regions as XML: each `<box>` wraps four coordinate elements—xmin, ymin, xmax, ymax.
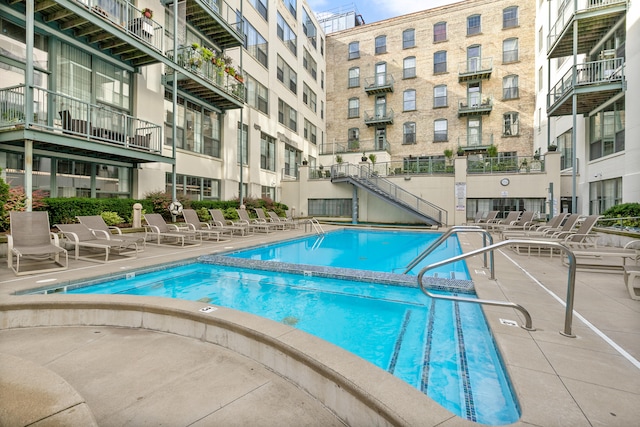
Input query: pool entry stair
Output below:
<box><xmin>330</xmin><ymin>163</ymin><xmax>446</xmax><ymax>226</ymax></box>
<box><xmin>408</xmin><ymin>226</ymin><xmax>580</xmax><ymax>337</ymax></box>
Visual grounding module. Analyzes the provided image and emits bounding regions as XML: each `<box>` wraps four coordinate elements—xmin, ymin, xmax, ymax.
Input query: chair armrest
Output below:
<box><xmin>108</xmin><ymin>226</ymin><xmax>124</xmax><ymax>235</ymax></box>
<box><xmin>60</xmin><ymin>231</ymin><xmax>80</xmax><ymax>243</ymax></box>
<box><xmin>92</xmin><ymin>229</ymin><xmax>111</xmax><ymax>239</ymax></box>
<box><xmin>199</xmin><ymin>221</ymin><xmax>212</xmax><ymax>230</ymax></box>
<box><xmin>624</xmin><ymin>240</ymin><xmax>640</xmax><ymax>249</ymax></box>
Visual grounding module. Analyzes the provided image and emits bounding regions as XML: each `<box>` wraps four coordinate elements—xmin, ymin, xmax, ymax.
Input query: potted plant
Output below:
<box><xmin>548</xmin><ymin>144</ymin><xmax>558</xmax><ymax>152</ymax></box>
<box><xmin>443</xmin><ymin>148</ymin><xmax>453</xmax><ymax>160</ymax></box>
<box><xmin>235</xmin><ymin>72</ymin><xmax>244</xmax><ymax>83</ymax></box>
<box><xmin>141</xmin><ymin>8</ymin><xmax>153</xmax><ymax>19</ymax></box>
<box><xmin>457</xmin><ymin>146</ymin><xmax>465</xmax><ymax>156</ymax></box>
<box><xmin>336</xmin><ymin>155</ymin><xmax>343</xmax><ymax>164</ymax></box>
<box><xmin>487</xmin><ymin>144</ymin><xmax>498</xmax><ymax>158</ymax></box>
<box><xmin>533</xmin><ymin>148</ymin><xmax>541</xmax><ymax>160</ymax></box>
<box><xmin>361</xmin><ymin>152</ymin><xmax>368</xmax><ymax>162</ymax></box>
<box><xmin>368</xmin><ymin>153</ymin><xmax>377</xmax><ymax>165</ymax></box>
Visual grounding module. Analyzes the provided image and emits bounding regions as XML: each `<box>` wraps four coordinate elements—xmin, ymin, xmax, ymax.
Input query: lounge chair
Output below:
<box><xmin>483</xmin><ymin>211</ymin><xmax>521</xmax><ymax>231</ymax></box>
<box><xmin>463</xmin><ymin>211</ymin><xmax>485</xmax><ymax>225</ymax></box>
<box><xmin>236</xmin><ymin>209</ymin><xmax>273</xmax><ymax>233</ymax></box>
<box><xmin>254</xmin><ymin>208</ymin><xmax>286</xmax><ymax>230</ymax></box>
<box><xmin>467</xmin><ymin>210</ymin><xmax>499</xmax><ymax>226</ymax></box>
<box><xmin>180</xmin><ymin>209</ymin><xmax>227</xmax><ymax>242</ymax></box>
<box><xmin>268</xmin><ymin>211</ymin><xmax>294</xmax><ymax>229</ymax></box>
<box><xmin>562</xmin><ymin>240</ymin><xmax>640</xmax><ymax>272</ymax></box>
<box><xmin>510</xmin><ymin>215</ymin><xmax>602</xmax><ymax>257</ymax></box>
<box><xmin>504</xmin><ymin>213</ymin><xmax>581</xmax><ymax>240</ymax></box>
<box><xmin>76</xmin><ymin>215</ymin><xmax>146</xmax><ymax>251</ymax></box>
<box><xmin>493</xmin><ymin>211</ymin><xmax>535</xmax><ymax>234</ymax></box>
<box><xmin>285</xmin><ymin>210</ymin><xmax>300</xmax><ymax>229</ymax></box>
<box><xmin>7</xmin><ymin>211</ymin><xmax>68</xmax><ymax>276</ymax></box>
<box><xmin>143</xmin><ymin>213</ymin><xmax>202</xmax><ymax>247</ymax></box>
<box><xmin>624</xmin><ymin>266</ymin><xmax>640</xmax><ymax>300</ymax></box>
<box><xmin>208</xmin><ymin>209</ymin><xmax>249</xmax><ymax>236</ymax></box>
<box><xmin>56</xmin><ymin>223</ymin><xmax>138</xmax><ymax>263</ymax></box>
<box><xmin>502</xmin><ymin>213</ymin><xmax>570</xmax><ymax>238</ymax></box>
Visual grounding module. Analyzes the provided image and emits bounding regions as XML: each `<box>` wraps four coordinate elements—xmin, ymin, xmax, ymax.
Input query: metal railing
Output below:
<box><xmin>414</xmin><ymin>240</ymin><xmax>578</xmax><ymax>336</ymax></box>
<box><xmin>457</xmin><ymin>57</ymin><xmax>493</xmax><ymax>75</ymax></box>
<box><xmin>363</xmin><ymin>74</ymin><xmax>395</xmax><ymax>90</ymax></box>
<box><xmin>547</xmin><ymin>0</ymin><xmax>627</xmax><ymax>51</ymax></box>
<box><xmin>0</xmin><ymin>85</ymin><xmax>162</xmax><ymax>152</ymax></box>
<box><xmin>467</xmin><ymin>155</ymin><xmax>546</xmax><ymax>174</ymax></box>
<box><xmin>458</xmin><ymin>93</ymin><xmax>493</xmax><ymax>112</ymax></box>
<box><xmin>363</xmin><ymin>109</ymin><xmax>394</xmax><ymax>124</ymax></box>
<box><xmin>320</xmin><ymin>139</ymin><xmax>391</xmax><ymax>155</ymax></box>
<box><xmin>331</xmin><ymin>163</ymin><xmax>448</xmax><ymax>225</ymax></box>
<box><xmin>457</xmin><ymin>133</ymin><xmax>494</xmax><ymax>148</ymax></box>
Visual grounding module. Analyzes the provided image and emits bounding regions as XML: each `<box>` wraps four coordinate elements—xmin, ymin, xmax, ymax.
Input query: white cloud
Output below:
<box><xmin>369</xmin><ymin>0</ymin><xmax>458</xmax><ymax>22</ymax></box>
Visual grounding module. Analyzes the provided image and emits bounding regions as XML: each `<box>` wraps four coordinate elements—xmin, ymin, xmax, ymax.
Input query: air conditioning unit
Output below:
<box><xmin>599</xmin><ymin>49</ymin><xmax>615</xmax><ymax>60</ymax></box>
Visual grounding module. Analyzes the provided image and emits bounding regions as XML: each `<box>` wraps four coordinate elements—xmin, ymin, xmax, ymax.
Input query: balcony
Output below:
<box><xmin>456</xmin><ymin>133</ymin><xmax>494</xmax><ymax>151</ymax></box>
<box><xmin>319</xmin><ymin>139</ymin><xmax>391</xmax><ymax>155</ymax></box>
<box><xmin>458</xmin><ymin>57</ymin><xmax>492</xmax><ymax>83</ymax></box>
<box><xmin>165</xmin><ymin>46</ymin><xmax>245</xmax><ymax>110</ymax></box>
<box><xmin>0</xmin><ymin>85</ymin><xmax>168</xmax><ymax>164</ymax></box>
<box><xmin>166</xmin><ymin>0</ymin><xmax>244</xmax><ymax>50</ymax></box>
<box><xmin>364</xmin><ymin>109</ymin><xmax>394</xmax><ymax>127</ymax></box>
<box><xmin>17</xmin><ymin>0</ymin><xmax>166</xmax><ymax>67</ymax></box>
<box><xmin>547</xmin><ymin>0</ymin><xmax>628</xmax><ymax>59</ymax></box>
<box><xmin>364</xmin><ymin>75</ymin><xmax>395</xmax><ymax>95</ymax></box>
<box><xmin>458</xmin><ymin>94</ymin><xmax>493</xmax><ymax>117</ymax></box>
<box><xmin>547</xmin><ymin>58</ymin><xmax>625</xmax><ymax>116</ymax></box>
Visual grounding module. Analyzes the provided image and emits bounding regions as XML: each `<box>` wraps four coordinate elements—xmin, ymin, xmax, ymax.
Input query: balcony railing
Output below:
<box><xmin>457</xmin><ymin>133</ymin><xmax>494</xmax><ymax>149</ymax></box>
<box><xmin>320</xmin><ymin>139</ymin><xmax>391</xmax><ymax>155</ymax></box>
<box><xmin>364</xmin><ymin>109</ymin><xmax>394</xmax><ymax>126</ymax></box>
<box><xmin>467</xmin><ymin>156</ymin><xmax>546</xmax><ymax>174</ymax></box>
<box><xmin>458</xmin><ymin>57</ymin><xmax>493</xmax><ymax>82</ymax></box>
<box><xmin>0</xmin><ymin>85</ymin><xmax>162</xmax><ymax>152</ymax></box>
<box><xmin>76</xmin><ymin>0</ymin><xmax>164</xmax><ymax>52</ymax></box>
<box><xmin>458</xmin><ymin>94</ymin><xmax>493</xmax><ymax>117</ymax></box>
<box><xmin>548</xmin><ymin>58</ymin><xmax>625</xmax><ymax>108</ymax></box>
<box><xmin>547</xmin><ymin>0</ymin><xmax>628</xmax><ymax>53</ymax></box>
<box><xmin>363</xmin><ymin>75</ymin><xmax>395</xmax><ymax>94</ymax></box>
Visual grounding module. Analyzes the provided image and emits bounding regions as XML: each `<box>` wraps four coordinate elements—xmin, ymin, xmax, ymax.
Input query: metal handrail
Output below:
<box><xmin>415</xmin><ymin>240</ymin><xmax>578</xmax><ymax>336</ymax></box>
<box><xmin>402</xmin><ymin>226</ymin><xmax>493</xmax><ymax>274</ymax></box>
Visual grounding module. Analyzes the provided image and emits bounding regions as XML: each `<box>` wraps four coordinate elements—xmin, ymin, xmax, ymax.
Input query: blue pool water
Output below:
<box><xmin>229</xmin><ymin>228</ymin><xmax>470</xmax><ymax>277</ymax></box>
<box><xmin>52</xmin><ymin>229</ymin><xmax>519</xmax><ymax>425</ymax></box>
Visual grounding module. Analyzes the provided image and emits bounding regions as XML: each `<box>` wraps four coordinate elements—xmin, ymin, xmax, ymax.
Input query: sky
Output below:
<box><xmin>306</xmin><ymin>0</ymin><xmax>461</xmax><ymax>25</ymax></box>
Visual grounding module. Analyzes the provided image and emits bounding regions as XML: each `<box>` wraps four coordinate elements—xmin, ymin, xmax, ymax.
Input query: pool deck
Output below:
<box><xmin>0</xmin><ymin>225</ymin><xmax>639</xmax><ymax>426</ymax></box>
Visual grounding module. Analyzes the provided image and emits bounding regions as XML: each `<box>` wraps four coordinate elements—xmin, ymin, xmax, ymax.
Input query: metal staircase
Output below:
<box><xmin>330</xmin><ymin>163</ymin><xmax>447</xmax><ymax>226</ymax></box>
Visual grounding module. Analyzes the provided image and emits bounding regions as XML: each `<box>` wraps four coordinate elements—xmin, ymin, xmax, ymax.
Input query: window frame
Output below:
<box><xmin>467</xmin><ymin>14</ymin><xmax>481</xmax><ymax>36</ymax></box>
<box><xmin>434</xmin><ymin>119</ymin><xmax>448</xmax><ymax>142</ymax></box>
<box><xmin>433</xmin><ymin>22</ymin><xmax>447</xmax><ymax>42</ymax></box>
<box><xmin>434</xmin><ymin>85</ymin><xmax>447</xmax><ymax>108</ymax></box>
<box><xmin>502</xmin><ymin>75</ymin><xmax>519</xmax><ymax>100</ymax></box>
<box><xmin>348</xmin><ymin>67</ymin><xmax>360</xmax><ymax>88</ymax></box>
<box><xmin>403</xmin><ymin>89</ymin><xmax>416</xmax><ymax>111</ymax></box>
<box><xmin>403</xmin><ymin>28</ymin><xmax>415</xmax><ymax>49</ymax></box>
<box><xmin>403</xmin><ymin>56</ymin><xmax>416</xmax><ymax>79</ymax></box>
<box><xmin>375</xmin><ymin>35</ymin><xmax>387</xmax><ymax>54</ymax></box>
<box><xmin>503</xmin><ymin>6</ymin><xmax>518</xmax><ymax>29</ymax></box>
<box><xmin>434</xmin><ymin>50</ymin><xmax>447</xmax><ymax>74</ymax></box>
<box><xmin>403</xmin><ymin>122</ymin><xmax>416</xmax><ymax>144</ymax></box>
<box><xmin>503</xmin><ymin>38</ymin><xmax>519</xmax><ymax>63</ymax></box>
<box><xmin>348</xmin><ymin>97</ymin><xmax>360</xmax><ymax>118</ymax></box>
<box><xmin>348</xmin><ymin>41</ymin><xmax>360</xmax><ymax>60</ymax></box>
<box><xmin>503</xmin><ymin>112</ymin><xmax>519</xmax><ymax>136</ymax></box>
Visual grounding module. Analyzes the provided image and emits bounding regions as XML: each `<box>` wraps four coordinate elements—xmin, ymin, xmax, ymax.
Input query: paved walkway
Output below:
<box><xmin>1</xmin><ymin>226</ymin><xmax>639</xmax><ymax>426</ymax></box>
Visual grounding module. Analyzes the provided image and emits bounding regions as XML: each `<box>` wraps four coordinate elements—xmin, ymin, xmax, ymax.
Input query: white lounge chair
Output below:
<box><xmin>7</xmin><ymin>211</ymin><xmax>68</xmax><ymax>275</ymax></box>
<box><xmin>181</xmin><ymin>209</ymin><xmax>226</xmax><ymax>241</ymax></box>
<box><xmin>624</xmin><ymin>266</ymin><xmax>640</xmax><ymax>300</ymax></box>
<box><xmin>77</xmin><ymin>215</ymin><xmax>146</xmax><ymax>251</ymax></box>
<box><xmin>56</xmin><ymin>223</ymin><xmax>138</xmax><ymax>263</ymax></box>
<box><xmin>236</xmin><ymin>209</ymin><xmax>273</xmax><ymax>233</ymax></box>
<box><xmin>209</xmin><ymin>209</ymin><xmax>249</xmax><ymax>236</ymax></box>
<box><xmin>143</xmin><ymin>213</ymin><xmax>202</xmax><ymax>247</ymax></box>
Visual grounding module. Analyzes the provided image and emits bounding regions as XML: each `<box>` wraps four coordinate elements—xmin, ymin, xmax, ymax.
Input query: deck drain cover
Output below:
<box><xmin>499</xmin><ymin>318</ymin><xmax>518</xmax><ymax>327</ymax></box>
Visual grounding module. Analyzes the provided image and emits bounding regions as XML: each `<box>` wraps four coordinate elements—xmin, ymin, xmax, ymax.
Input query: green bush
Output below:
<box><xmin>101</xmin><ymin>211</ymin><xmax>124</xmax><ymax>226</ymax></box>
<box><xmin>0</xmin><ymin>170</ymin><xmax>9</xmax><ymax>231</ymax></box>
<box><xmin>601</xmin><ymin>203</ymin><xmax>640</xmax><ymax>228</ymax></box>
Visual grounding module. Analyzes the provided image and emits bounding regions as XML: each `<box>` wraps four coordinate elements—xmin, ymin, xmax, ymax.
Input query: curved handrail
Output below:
<box><xmin>402</xmin><ymin>226</ymin><xmax>493</xmax><ymax>274</ymax></box>
<box><xmin>415</xmin><ymin>240</ymin><xmax>577</xmax><ymax>336</ymax></box>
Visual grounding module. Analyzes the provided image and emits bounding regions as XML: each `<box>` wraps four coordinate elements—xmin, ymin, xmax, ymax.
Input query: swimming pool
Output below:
<box><xmin>40</xmin><ymin>229</ymin><xmax>519</xmax><ymax>425</ymax></box>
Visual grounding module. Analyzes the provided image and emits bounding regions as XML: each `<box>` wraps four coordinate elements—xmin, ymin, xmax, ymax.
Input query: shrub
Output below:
<box><xmin>101</xmin><ymin>211</ymin><xmax>124</xmax><ymax>226</ymax></box>
<box><xmin>601</xmin><ymin>203</ymin><xmax>640</xmax><ymax>228</ymax></box>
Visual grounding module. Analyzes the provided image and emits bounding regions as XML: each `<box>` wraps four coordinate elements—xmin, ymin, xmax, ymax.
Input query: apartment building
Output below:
<box><xmin>323</xmin><ymin>0</ymin><xmax>536</xmax><ymax>168</ymax></box>
<box><xmin>0</xmin><ymin>0</ymin><xmax>325</xmax><ymax>205</ymax></box>
<box><xmin>535</xmin><ymin>0</ymin><xmax>637</xmax><ymax>215</ymax></box>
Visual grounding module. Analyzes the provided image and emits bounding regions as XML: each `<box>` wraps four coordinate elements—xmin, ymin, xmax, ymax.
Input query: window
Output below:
<box><xmin>164</xmin><ymin>91</ymin><xmax>220</xmax><ymax>157</ymax></box>
<box><xmin>434</xmin><ymin>119</ymin><xmax>448</xmax><ymax>142</ymax></box>
<box><xmin>467</xmin><ymin>14</ymin><xmax>481</xmax><ymax>35</ymax></box>
<box><xmin>589</xmin><ymin>102</ymin><xmax>625</xmax><ymax>160</ymax></box>
<box><xmin>303</xmin><ymin>48</ymin><xmax>317</xmax><ymax>80</ymax></box>
<box><xmin>403</xmin><ymin>29</ymin><xmax>415</xmax><ymax>49</ymax></box>
<box><xmin>503</xmin><ymin>112</ymin><xmax>519</xmax><ymax>136</ymax></box>
<box><xmin>246</xmin><ymin>74</ymin><xmax>268</xmax><ymax>114</ymax></box>
<box><xmin>260</xmin><ymin>132</ymin><xmax>276</xmax><ymax>171</ymax></box>
<box><xmin>403</xmin><ymin>56</ymin><xmax>416</xmax><ymax>79</ymax></box>
<box><xmin>321</xmin><ymin>70</ymin><xmax>324</xmax><ymax>90</ymax></box>
<box><xmin>348</xmin><ymin>41</ymin><xmax>359</xmax><ymax>59</ymax></box>
<box><xmin>249</xmin><ymin>0</ymin><xmax>268</xmax><ymax>21</ymax></box>
<box><xmin>503</xmin><ymin>38</ymin><xmax>518</xmax><ymax>63</ymax></box>
<box><xmin>538</xmin><ymin>66</ymin><xmax>543</xmax><ymax>91</ymax></box>
<box><xmin>503</xmin><ymin>6</ymin><xmax>518</xmax><ymax>28</ymax></box>
<box><xmin>302</xmin><ymin>8</ymin><xmax>317</xmax><ymax>48</ymax></box>
<box><xmin>375</xmin><ymin>35</ymin><xmax>386</xmax><ymax>54</ymax></box>
<box><xmin>434</xmin><ymin>51</ymin><xmax>447</xmax><ymax>73</ymax></box>
<box><xmin>284</xmin><ymin>0</ymin><xmax>297</xmax><ymax>19</ymax></box>
<box><xmin>242</xmin><ymin>19</ymin><xmax>268</xmax><ymax>67</ymax></box>
<box><xmin>503</xmin><ymin>75</ymin><xmax>519</xmax><ymax>99</ymax></box>
<box><xmin>320</xmin><ymin>100</ymin><xmax>324</xmax><ymax>119</ymax></box>
<box><xmin>277</xmin><ymin>12</ymin><xmax>297</xmax><ymax>56</ymax></box>
<box><xmin>283</xmin><ymin>145</ymin><xmax>299</xmax><ymax>177</ymax></box>
<box><xmin>348</xmin><ymin>98</ymin><xmax>359</xmax><ymax>118</ymax></box>
<box><xmin>238</xmin><ymin>122</ymin><xmax>248</xmax><ymax>165</ymax></box>
<box><xmin>348</xmin><ymin>127</ymin><xmax>359</xmax><ymax>145</ymax></box>
<box><xmin>467</xmin><ymin>45</ymin><xmax>481</xmax><ymax>72</ymax></box>
<box><xmin>348</xmin><ymin>67</ymin><xmax>360</xmax><ymax>87</ymax></box>
<box><xmin>433</xmin><ymin>22</ymin><xmax>446</xmax><ymax>42</ymax></box>
<box><xmin>304</xmin><ymin>119</ymin><xmax>317</xmax><ymax>144</ymax></box>
<box><xmin>403</xmin><ymin>122</ymin><xmax>416</xmax><ymax>144</ymax></box>
<box><xmin>277</xmin><ymin>55</ymin><xmax>297</xmax><ymax>94</ymax></box>
<box><xmin>302</xmin><ymin>83</ymin><xmax>317</xmax><ymax>112</ymax></box>
<box><xmin>434</xmin><ymin>85</ymin><xmax>447</xmax><ymax>108</ymax></box>
<box><xmin>278</xmin><ymin>98</ymin><xmax>297</xmax><ymax>131</ymax></box>
<box><xmin>403</xmin><ymin>89</ymin><xmax>416</xmax><ymax>111</ymax></box>
<box><xmin>538</xmin><ymin>27</ymin><xmax>543</xmax><ymax>52</ymax></box>
<box><xmin>375</xmin><ymin>62</ymin><xmax>387</xmax><ymax>86</ymax></box>
<box><xmin>557</xmin><ymin>129</ymin><xmax>573</xmax><ymax>170</ymax></box>
<box><xmin>590</xmin><ymin>178</ymin><xmax>622</xmax><ymax>215</ymax></box>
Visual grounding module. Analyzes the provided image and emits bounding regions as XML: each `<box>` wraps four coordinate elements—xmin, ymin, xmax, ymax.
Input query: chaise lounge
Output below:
<box><xmin>143</xmin><ymin>213</ymin><xmax>202</xmax><ymax>247</ymax></box>
<box><xmin>77</xmin><ymin>215</ymin><xmax>146</xmax><ymax>252</ymax></box>
<box><xmin>7</xmin><ymin>211</ymin><xmax>68</xmax><ymax>276</ymax></box>
<box><xmin>56</xmin><ymin>223</ymin><xmax>138</xmax><ymax>263</ymax></box>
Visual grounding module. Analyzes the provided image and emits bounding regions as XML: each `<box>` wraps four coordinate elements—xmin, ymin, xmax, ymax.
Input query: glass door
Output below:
<box><xmin>468</xmin><ymin>117</ymin><xmax>481</xmax><ymax>146</ymax></box>
<box><xmin>375</xmin><ymin>96</ymin><xmax>386</xmax><ymax>119</ymax></box>
<box><xmin>375</xmin><ymin>127</ymin><xmax>386</xmax><ymax>150</ymax></box>
<box><xmin>467</xmin><ymin>45</ymin><xmax>481</xmax><ymax>72</ymax></box>
<box><xmin>375</xmin><ymin>62</ymin><xmax>386</xmax><ymax>86</ymax></box>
